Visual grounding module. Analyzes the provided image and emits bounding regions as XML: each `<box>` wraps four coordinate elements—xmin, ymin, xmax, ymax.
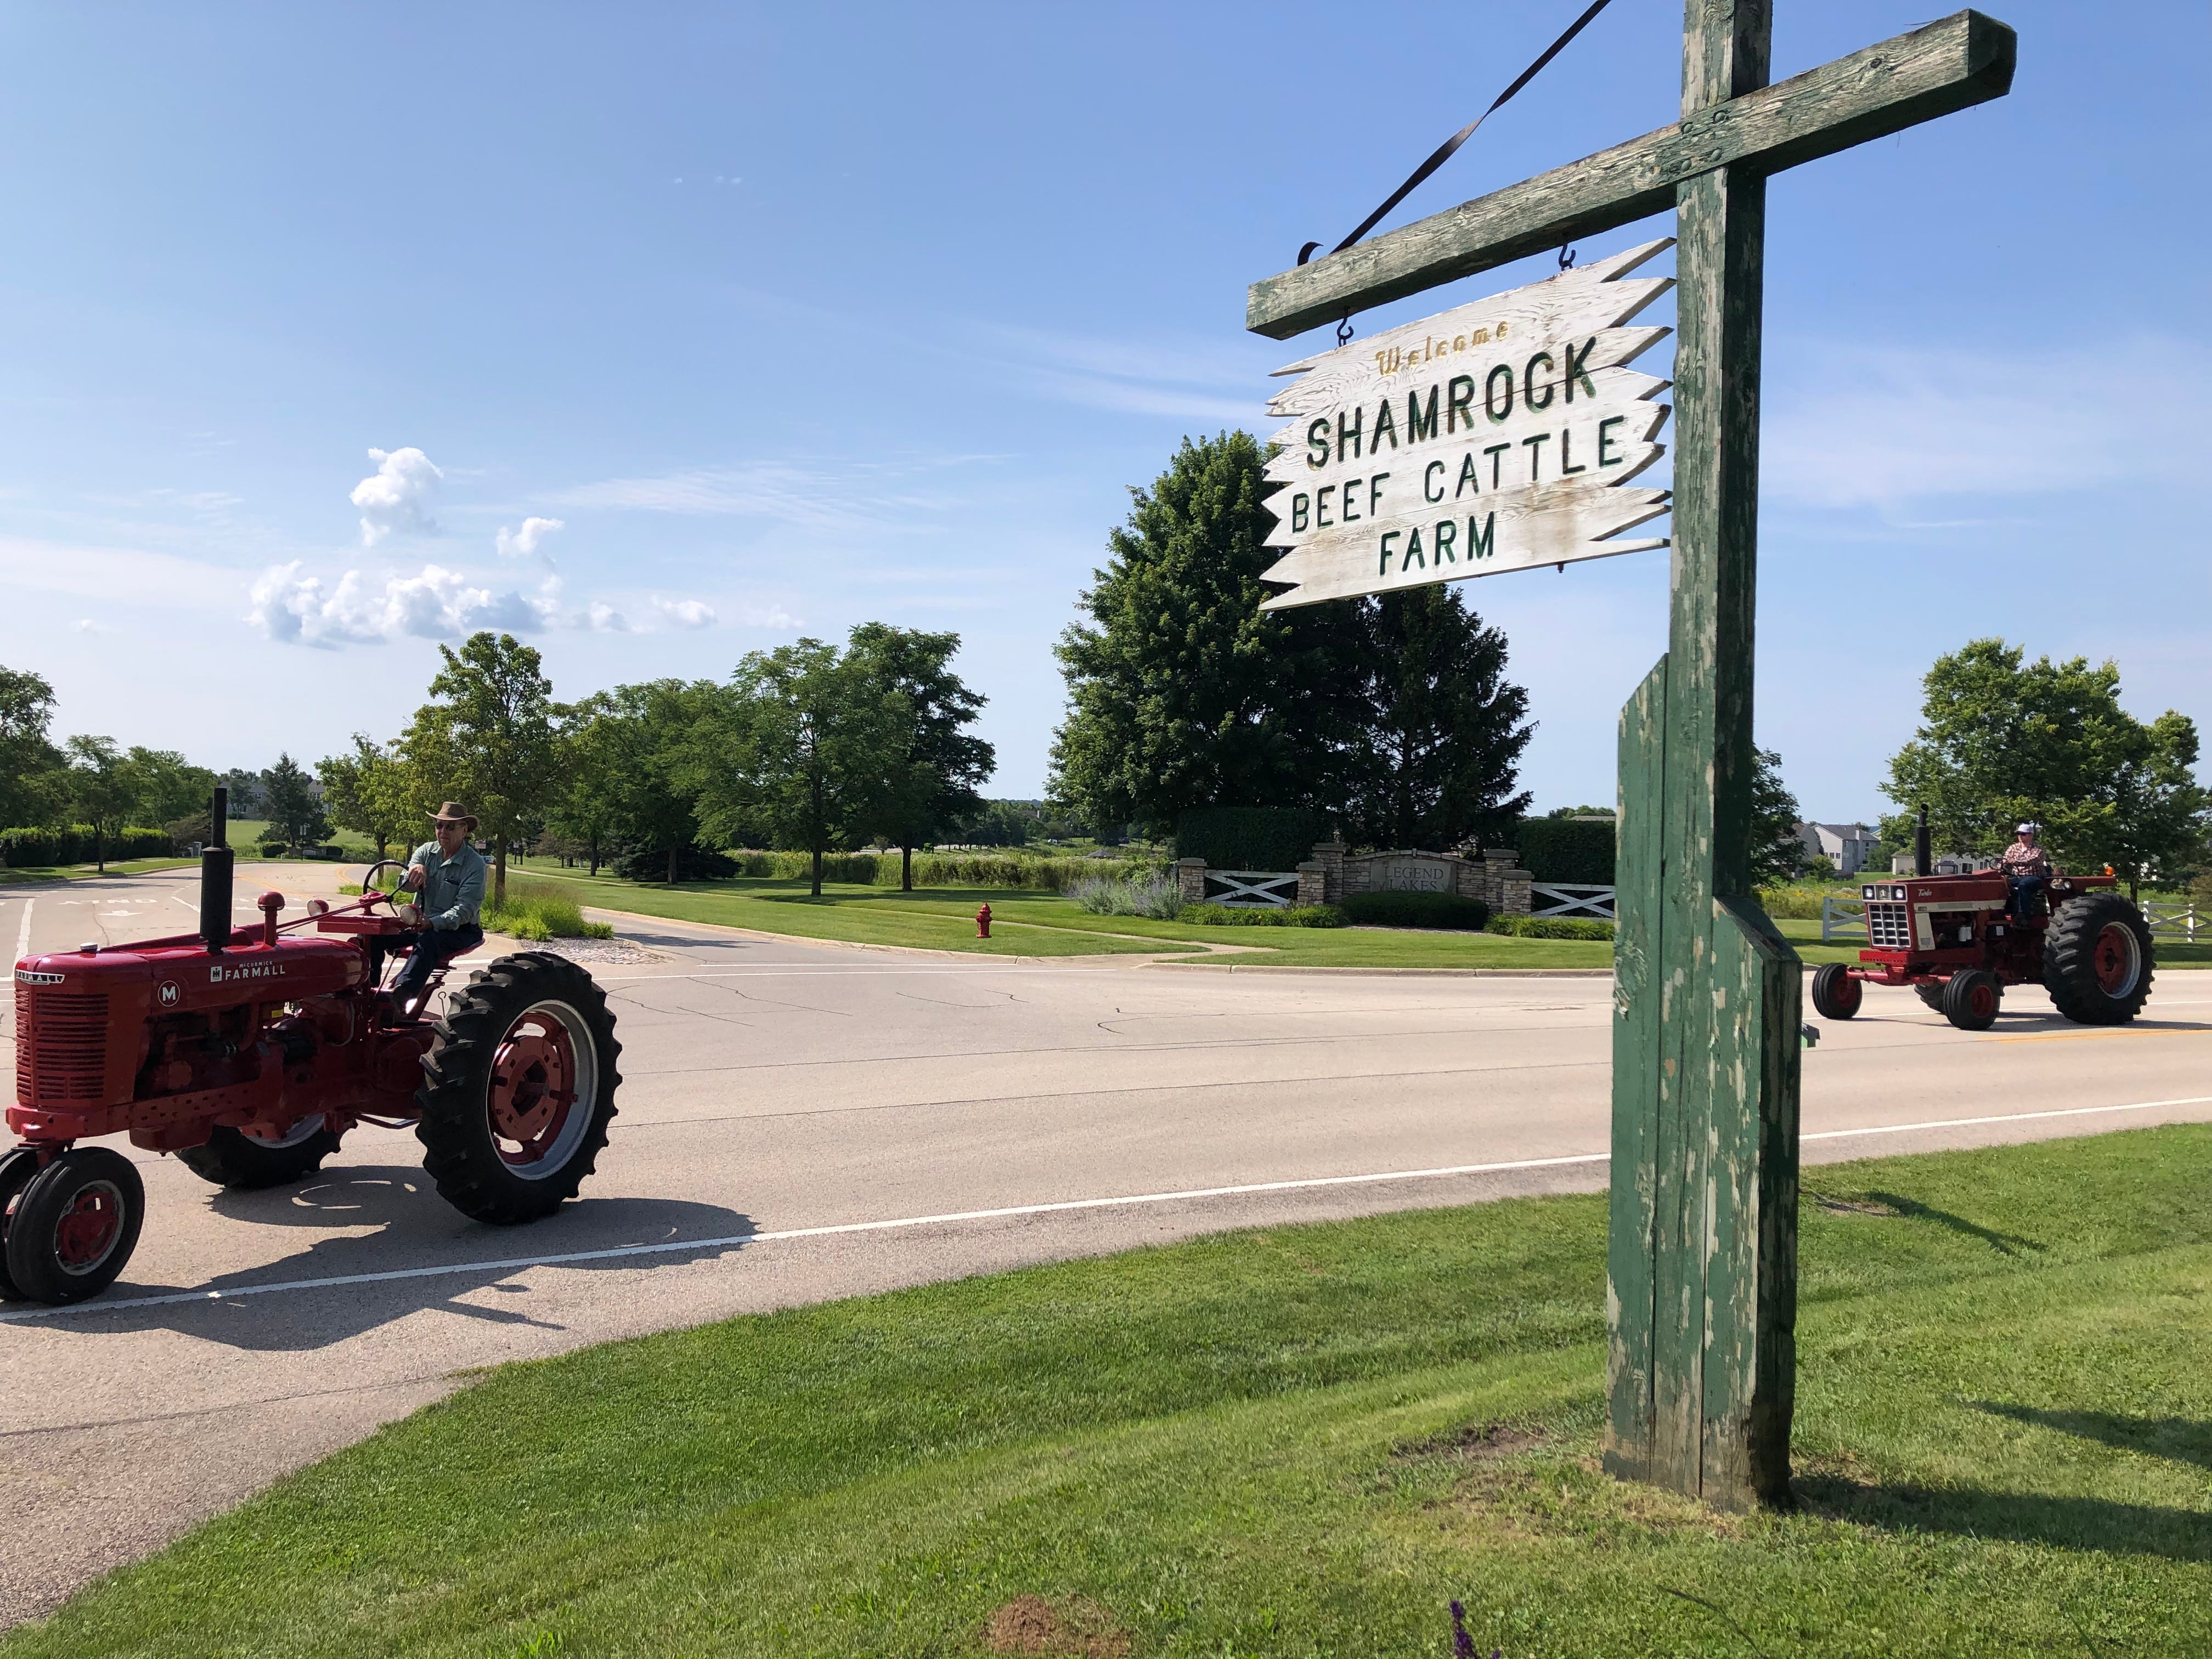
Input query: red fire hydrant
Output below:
<box><xmin>975</xmin><ymin>903</ymin><xmax>992</xmax><ymax>939</ymax></box>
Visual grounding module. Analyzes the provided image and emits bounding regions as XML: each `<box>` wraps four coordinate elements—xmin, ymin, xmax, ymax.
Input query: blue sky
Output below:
<box><xmin>0</xmin><ymin>2</ymin><xmax>2203</xmax><ymax>823</ymax></box>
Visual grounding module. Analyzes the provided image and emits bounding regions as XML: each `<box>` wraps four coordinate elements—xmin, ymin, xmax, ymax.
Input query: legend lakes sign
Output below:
<box><xmin>1259</xmin><ymin>238</ymin><xmax>1675</xmax><ymax>610</ymax></box>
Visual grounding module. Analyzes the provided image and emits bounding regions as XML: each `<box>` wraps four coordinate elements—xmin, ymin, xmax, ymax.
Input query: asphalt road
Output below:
<box><xmin>4</xmin><ymin>865</ymin><xmax>2209</xmax><ymax>1627</ymax></box>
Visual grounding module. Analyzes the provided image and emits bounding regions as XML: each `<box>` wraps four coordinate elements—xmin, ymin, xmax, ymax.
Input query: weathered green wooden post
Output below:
<box><xmin>1241</xmin><ymin>3</ymin><xmax>2016</xmax><ymax>1513</ymax></box>
<box><xmin>1604</xmin><ymin>0</ymin><xmax>1802</xmax><ymax>1510</ymax></box>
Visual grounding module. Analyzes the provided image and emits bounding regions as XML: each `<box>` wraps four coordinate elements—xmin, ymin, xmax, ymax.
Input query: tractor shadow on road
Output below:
<box><xmin>70</xmin><ymin>1167</ymin><xmax>757</xmax><ymax>1352</ymax></box>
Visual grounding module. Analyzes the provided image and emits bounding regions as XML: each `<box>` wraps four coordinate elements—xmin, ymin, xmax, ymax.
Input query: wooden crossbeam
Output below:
<box><xmin>1245</xmin><ymin>9</ymin><xmax>2015</xmax><ymax>339</ymax></box>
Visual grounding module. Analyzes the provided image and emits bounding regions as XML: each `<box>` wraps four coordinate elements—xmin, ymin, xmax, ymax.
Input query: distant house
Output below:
<box><xmin>1795</xmin><ymin>821</ymin><xmax>1878</xmax><ymax>876</ymax></box>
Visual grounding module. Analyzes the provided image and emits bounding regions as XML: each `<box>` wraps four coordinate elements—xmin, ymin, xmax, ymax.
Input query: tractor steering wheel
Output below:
<box><xmin>359</xmin><ymin>860</ymin><xmax>411</xmax><ymax>907</ymax></box>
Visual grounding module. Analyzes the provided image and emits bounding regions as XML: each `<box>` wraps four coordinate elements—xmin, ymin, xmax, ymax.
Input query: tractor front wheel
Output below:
<box><xmin>177</xmin><ymin>1117</ymin><xmax>341</xmax><ymax>1190</ymax></box>
<box><xmin>415</xmin><ymin>952</ymin><xmax>621</xmax><ymax>1225</ymax></box>
<box><xmin>1942</xmin><ymin>968</ymin><xmax>2002</xmax><ymax>1032</ymax></box>
<box><xmin>3</xmin><ymin>1146</ymin><xmax>145</xmax><ymax>1305</ymax></box>
<box><xmin>0</xmin><ymin>1147</ymin><xmax>44</xmax><ymax>1300</ymax></box>
<box><xmin>1810</xmin><ymin>963</ymin><xmax>1863</xmax><ymax>1019</ymax></box>
<box><xmin>2043</xmin><ymin>891</ymin><xmax>2154</xmax><ymax>1025</ymax></box>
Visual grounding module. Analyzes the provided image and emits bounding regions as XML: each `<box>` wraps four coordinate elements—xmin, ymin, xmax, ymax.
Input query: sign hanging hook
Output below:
<box><xmin>1336</xmin><ymin>313</ymin><xmax>1354</xmax><ymax>347</ymax></box>
<box><xmin>1558</xmin><ymin>243</ymin><xmax>1577</xmax><ymax>271</ymax></box>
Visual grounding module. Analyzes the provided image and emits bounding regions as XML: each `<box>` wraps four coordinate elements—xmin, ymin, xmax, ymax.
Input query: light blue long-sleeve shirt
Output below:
<box><xmin>406</xmin><ymin>838</ymin><xmax>487</xmax><ymax>930</ymax></box>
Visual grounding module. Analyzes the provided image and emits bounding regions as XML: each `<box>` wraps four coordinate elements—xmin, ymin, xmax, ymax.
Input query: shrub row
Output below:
<box><xmin>703</xmin><ymin>849</ymin><xmax>1160</xmax><ymax>892</ymax></box>
<box><xmin>1339</xmin><ymin>890</ymin><xmax>1491</xmax><ymax>931</ymax></box>
<box><xmin>1173</xmin><ymin>807</ymin><xmax>1323</xmax><ymax>873</ymax></box>
<box><xmin>483</xmin><ymin>879</ymin><xmax>613</xmax><ymax>943</ymax></box>
<box><xmin>1068</xmin><ymin>872</ymin><xmax>1182</xmax><ymax>919</ymax></box>
<box><xmin>0</xmin><ymin>825</ymin><xmax>176</xmax><ymax>867</ymax></box>
<box><xmin>1485</xmin><ymin>915</ymin><xmax>1615</xmax><ymax>940</ymax></box>
<box><xmin>1508</xmin><ymin>817</ymin><xmax>1616</xmax><ymax>885</ymax></box>
<box><xmin>1177</xmin><ymin>902</ymin><xmax>1347</xmax><ymax>928</ymax></box>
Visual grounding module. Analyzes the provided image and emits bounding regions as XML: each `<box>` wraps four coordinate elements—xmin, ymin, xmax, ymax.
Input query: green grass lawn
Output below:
<box><xmin>502</xmin><ymin>860</ymin><xmax>1616</xmax><ymax>968</ymax></box>
<box><xmin>14</xmin><ymin>1125</ymin><xmax>2208</xmax><ymax>1657</ymax></box>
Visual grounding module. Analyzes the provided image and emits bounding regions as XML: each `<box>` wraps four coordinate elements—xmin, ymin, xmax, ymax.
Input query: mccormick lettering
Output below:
<box><xmin>208</xmin><ymin>962</ymin><xmax>289</xmax><ymax>985</ymax></box>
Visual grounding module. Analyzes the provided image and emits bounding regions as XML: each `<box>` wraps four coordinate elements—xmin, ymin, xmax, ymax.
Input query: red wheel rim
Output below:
<box><xmin>489</xmin><ymin>1011</ymin><xmax>579</xmax><ymax>1168</ymax></box>
<box><xmin>1969</xmin><ymin>981</ymin><xmax>1996</xmax><ymax>1020</ymax></box>
<box><xmin>1837</xmin><ymin>974</ymin><xmax>1863</xmax><ymax>1014</ymax></box>
<box><xmin>53</xmin><ymin>1181</ymin><xmax>125</xmax><ymax>1274</ymax></box>
<box><xmin>2092</xmin><ymin>923</ymin><xmax>2141</xmax><ymax>995</ymax></box>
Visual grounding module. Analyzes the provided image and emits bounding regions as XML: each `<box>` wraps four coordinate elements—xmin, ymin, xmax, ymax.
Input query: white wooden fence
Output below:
<box><xmin>1530</xmin><ymin>882</ymin><xmax>1615</xmax><ymax>921</ymax></box>
<box><xmin>1204</xmin><ymin>870</ymin><xmax>1299</xmax><ymax>909</ymax></box>
<box><xmin>1821</xmin><ymin>894</ymin><xmax>1867</xmax><ymax>943</ymax></box>
<box><xmin>2143</xmin><ymin>901</ymin><xmax>2200</xmax><ymax>943</ymax></box>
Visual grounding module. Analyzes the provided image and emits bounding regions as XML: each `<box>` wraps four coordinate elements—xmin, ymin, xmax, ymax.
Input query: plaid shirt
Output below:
<box><xmin>2000</xmin><ymin>840</ymin><xmax>2053</xmax><ymax>880</ymax></box>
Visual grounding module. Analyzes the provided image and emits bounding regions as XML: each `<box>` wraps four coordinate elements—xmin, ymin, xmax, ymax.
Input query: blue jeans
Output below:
<box><xmin>390</xmin><ymin>923</ymin><xmax>483</xmax><ymax>1000</ymax></box>
<box><xmin>2007</xmin><ymin>877</ymin><xmax>2045</xmax><ymax>922</ymax></box>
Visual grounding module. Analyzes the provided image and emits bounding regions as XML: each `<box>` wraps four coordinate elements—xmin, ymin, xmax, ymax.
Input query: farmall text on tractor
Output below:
<box><xmin>1809</xmin><ymin>813</ymin><xmax>2156</xmax><ymax>1033</ymax></box>
<box><xmin>3</xmin><ymin>789</ymin><xmax>619</xmax><ymax>1306</ymax></box>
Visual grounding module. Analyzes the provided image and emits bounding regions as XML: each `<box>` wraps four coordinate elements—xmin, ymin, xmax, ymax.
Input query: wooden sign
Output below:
<box><xmin>1259</xmin><ymin>238</ymin><xmax>1674</xmax><ymax>610</ymax></box>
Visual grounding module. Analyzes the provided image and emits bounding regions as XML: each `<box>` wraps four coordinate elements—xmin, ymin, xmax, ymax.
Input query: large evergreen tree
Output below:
<box><xmin>1050</xmin><ymin>432</ymin><xmax>1342</xmax><ymax>838</ymax></box>
<box><xmin>1329</xmin><ymin>585</ymin><xmax>1532</xmax><ymax>850</ymax></box>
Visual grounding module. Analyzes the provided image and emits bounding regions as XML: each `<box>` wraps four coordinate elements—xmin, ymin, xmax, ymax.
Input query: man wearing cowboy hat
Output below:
<box><xmin>387</xmin><ymin>801</ymin><xmax>488</xmax><ymax>1005</ymax></box>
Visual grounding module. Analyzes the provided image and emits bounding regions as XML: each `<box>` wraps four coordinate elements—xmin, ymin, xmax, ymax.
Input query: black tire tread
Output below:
<box><xmin>1809</xmin><ymin>963</ymin><xmax>1860</xmax><ymax>1020</ymax></box>
<box><xmin>0</xmin><ymin>1147</ymin><xmax>42</xmax><ymax>1301</ymax></box>
<box><xmin>1942</xmin><ymin>968</ymin><xmax>2000</xmax><ymax>1032</ymax></box>
<box><xmin>176</xmin><ymin>1123</ymin><xmax>341</xmax><ymax>1190</ymax></box>
<box><xmin>414</xmin><ymin>952</ymin><xmax>621</xmax><ymax>1224</ymax></box>
<box><xmin>2042</xmin><ymin>891</ymin><xmax>2154</xmax><ymax>1026</ymax></box>
<box><xmin>1914</xmin><ymin>982</ymin><xmax>1945</xmax><ymax>1012</ymax></box>
<box><xmin>4</xmin><ymin>1146</ymin><xmax>145</xmax><ymax>1305</ymax></box>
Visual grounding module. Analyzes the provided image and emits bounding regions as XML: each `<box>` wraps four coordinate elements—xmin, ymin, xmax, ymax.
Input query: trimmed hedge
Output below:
<box><xmin>1486</xmin><ymin>915</ymin><xmax>1615</xmax><ymax>940</ymax></box>
<box><xmin>1177</xmin><ymin>902</ymin><xmax>1347</xmax><ymax>928</ymax></box>
<box><xmin>1339</xmin><ymin>890</ymin><xmax>1490</xmax><ymax>930</ymax></box>
<box><xmin>716</xmin><ymin>850</ymin><xmax>1160</xmax><ymax>893</ymax></box>
<box><xmin>0</xmin><ymin>825</ymin><xmax>176</xmax><ymax>867</ymax></box>
<box><xmin>1173</xmin><ymin>808</ymin><xmax>1322</xmax><ymax>874</ymax></box>
<box><xmin>1510</xmin><ymin>817</ymin><xmax>1616</xmax><ymax>884</ymax></box>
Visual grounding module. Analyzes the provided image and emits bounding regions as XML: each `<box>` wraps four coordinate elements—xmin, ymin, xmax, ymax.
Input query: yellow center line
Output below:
<box><xmin>1978</xmin><ymin>1026</ymin><xmax>2212</xmax><ymax>1043</ymax></box>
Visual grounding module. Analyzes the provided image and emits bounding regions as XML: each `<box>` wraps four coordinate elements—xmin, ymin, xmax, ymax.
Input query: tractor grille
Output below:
<box><xmin>1866</xmin><ymin>901</ymin><xmax>1911</xmax><ymax>950</ymax></box>
<box><xmin>15</xmin><ymin>986</ymin><xmax>110</xmax><ymax>1104</ymax></box>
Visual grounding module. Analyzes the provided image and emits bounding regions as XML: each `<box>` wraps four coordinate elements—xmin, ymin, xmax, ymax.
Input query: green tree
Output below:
<box><xmin>318</xmin><ymin>735</ymin><xmax>413</xmax><ymax>859</ymax></box>
<box><xmin>259</xmin><ymin>753</ymin><xmax>331</xmax><ymax>851</ymax></box>
<box><xmin>695</xmin><ymin>639</ymin><xmax>906</xmax><ymax>896</ymax></box>
<box><xmin>1328</xmin><ymin>585</ymin><xmax>1532</xmax><ymax>850</ymax></box>
<box><xmin>1881</xmin><ymin>639</ymin><xmax>2208</xmax><ymax>896</ymax></box>
<box><xmin>1050</xmin><ymin>432</ymin><xmax>1343</xmax><ymax>837</ymax></box>
<box><xmin>602</xmin><ymin>680</ymin><xmax>717</xmax><ymax>883</ymax></box>
<box><xmin>1751</xmin><ymin>747</ymin><xmax>1805</xmax><ymax>886</ymax></box>
<box><xmin>546</xmin><ymin>696</ymin><xmax>627</xmax><ymax>877</ymax></box>
<box><xmin>849</xmin><ymin>623</ymin><xmax>995</xmax><ymax>890</ymax></box>
<box><xmin>123</xmin><ymin>747</ymin><xmax>215</xmax><ymax>831</ymax></box>
<box><xmin>64</xmin><ymin>735</ymin><xmax>134</xmax><ymax>872</ymax></box>
<box><xmin>405</xmin><ymin>632</ymin><xmax>561</xmax><ymax>905</ymax></box>
<box><xmin>0</xmin><ymin>664</ymin><xmax>66</xmax><ymax>827</ymax></box>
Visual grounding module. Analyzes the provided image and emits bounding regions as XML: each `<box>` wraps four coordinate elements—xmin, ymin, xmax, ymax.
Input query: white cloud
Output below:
<box><xmin>249</xmin><ymin>560</ymin><xmax>562</xmax><ymax>647</ymax></box>
<box><xmin>1763</xmin><ymin>335</ymin><xmax>2212</xmax><ymax>511</ymax></box>
<box><xmin>587</xmin><ymin>600</ymin><xmax>630</xmax><ymax>633</ymax></box>
<box><xmin>652</xmin><ymin>595</ymin><xmax>718</xmax><ymax>629</ymax></box>
<box><xmin>349</xmin><ymin>447</ymin><xmax>443</xmax><ymax>546</ymax></box>
<box><xmin>74</xmin><ymin>617</ymin><xmax>104</xmax><ymax>634</ymax></box>
<box><xmin>495</xmin><ymin>516</ymin><xmax>565</xmax><ymax>561</ymax></box>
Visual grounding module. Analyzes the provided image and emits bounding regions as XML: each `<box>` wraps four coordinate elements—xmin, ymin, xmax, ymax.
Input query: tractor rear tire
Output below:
<box><xmin>1810</xmin><ymin>963</ymin><xmax>1863</xmax><ymax>1019</ymax></box>
<box><xmin>415</xmin><ymin>952</ymin><xmax>621</xmax><ymax>1226</ymax></box>
<box><xmin>177</xmin><ymin>1118</ymin><xmax>341</xmax><ymax>1190</ymax></box>
<box><xmin>1914</xmin><ymin>982</ymin><xmax>1946</xmax><ymax>1012</ymax></box>
<box><xmin>1942</xmin><ymin>968</ymin><xmax>2002</xmax><ymax>1032</ymax></box>
<box><xmin>2043</xmin><ymin>891</ymin><xmax>2154</xmax><ymax>1025</ymax></box>
<box><xmin>0</xmin><ymin>1146</ymin><xmax>43</xmax><ymax>1301</ymax></box>
<box><xmin>4</xmin><ymin>1146</ymin><xmax>144</xmax><ymax>1305</ymax></box>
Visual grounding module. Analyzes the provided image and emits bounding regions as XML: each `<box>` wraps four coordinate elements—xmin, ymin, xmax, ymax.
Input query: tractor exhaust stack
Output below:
<box><xmin>1914</xmin><ymin>804</ymin><xmax>1931</xmax><ymax>878</ymax></box>
<box><xmin>200</xmin><ymin>786</ymin><xmax>234</xmax><ymax>953</ymax></box>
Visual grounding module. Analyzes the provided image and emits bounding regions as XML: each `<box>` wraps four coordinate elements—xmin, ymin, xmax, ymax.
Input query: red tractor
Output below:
<box><xmin>3</xmin><ymin>795</ymin><xmax>619</xmax><ymax>1306</ymax></box>
<box><xmin>1809</xmin><ymin>861</ymin><xmax>2154</xmax><ymax>1033</ymax></box>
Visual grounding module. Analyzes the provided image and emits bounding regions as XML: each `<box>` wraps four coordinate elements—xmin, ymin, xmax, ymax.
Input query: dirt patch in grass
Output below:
<box><xmin>981</xmin><ymin>1595</ymin><xmax>1130</xmax><ymax>1658</ymax></box>
<box><xmin>1395</xmin><ymin>1420</ymin><xmax>1547</xmax><ymax>1461</ymax></box>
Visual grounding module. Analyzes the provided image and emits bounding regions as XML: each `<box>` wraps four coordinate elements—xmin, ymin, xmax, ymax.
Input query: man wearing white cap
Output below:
<box><xmin>1999</xmin><ymin>821</ymin><xmax>2057</xmax><ymax>921</ymax></box>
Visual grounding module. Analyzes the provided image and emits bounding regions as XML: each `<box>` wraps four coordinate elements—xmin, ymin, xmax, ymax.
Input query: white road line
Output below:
<box><xmin>14</xmin><ymin>896</ymin><xmax>31</xmax><ymax>963</ymax></box>
<box><xmin>7</xmin><ymin>1093</ymin><xmax>2211</xmax><ymax>1324</ymax></box>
